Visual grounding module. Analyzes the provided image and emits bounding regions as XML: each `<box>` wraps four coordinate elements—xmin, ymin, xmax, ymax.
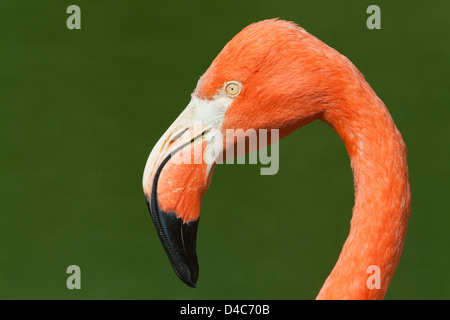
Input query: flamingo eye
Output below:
<box><xmin>224</xmin><ymin>81</ymin><xmax>242</xmax><ymax>97</ymax></box>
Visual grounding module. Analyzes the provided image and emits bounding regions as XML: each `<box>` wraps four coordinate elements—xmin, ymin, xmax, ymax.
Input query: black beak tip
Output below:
<box><xmin>180</xmin><ymin>271</ymin><xmax>198</xmax><ymax>288</ymax></box>
<box><xmin>146</xmin><ymin>196</ymin><xmax>200</xmax><ymax>288</ymax></box>
<box><xmin>161</xmin><ymin>213</ymin><xmax>200</xmax><ymax>288</ymax></box>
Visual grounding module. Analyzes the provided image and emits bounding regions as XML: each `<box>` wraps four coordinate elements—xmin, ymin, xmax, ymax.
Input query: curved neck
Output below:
<box><xmin>316</xmin><ymin>86</ymin><xmax>411</xmax><ymax>299</ymax></box>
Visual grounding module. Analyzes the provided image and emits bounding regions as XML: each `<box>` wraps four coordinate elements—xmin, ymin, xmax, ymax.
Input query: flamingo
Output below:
<box><xmin>142</xmin><ymin>19</ymin><xmax>411</xmax><ymax>300</ymax></box>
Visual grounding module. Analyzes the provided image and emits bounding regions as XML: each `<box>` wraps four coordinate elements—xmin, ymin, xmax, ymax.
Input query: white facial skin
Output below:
<box><xmin>142</xmin><ymin>82</ymin><xmax>241</xmax><ymax>195</ymax></box>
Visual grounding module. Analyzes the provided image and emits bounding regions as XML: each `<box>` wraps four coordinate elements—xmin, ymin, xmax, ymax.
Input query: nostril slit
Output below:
<box><xmin>170</xmin><ymin>127</ymin><xmax>189</xmax><ymax>142</ymax></box>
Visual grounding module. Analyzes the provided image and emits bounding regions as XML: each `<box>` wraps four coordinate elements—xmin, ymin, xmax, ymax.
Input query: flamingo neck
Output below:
<box><xmin>316</xmin><ymin>85</ymin><xmax>411</xmax><ymax>299</ymax></box>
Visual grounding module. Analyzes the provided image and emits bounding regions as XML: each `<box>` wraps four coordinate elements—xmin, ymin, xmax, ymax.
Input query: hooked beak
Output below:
<box><xmin>142</xmin><ymin>101</ymin><xmax>219</xmax><ymax>287</ymax></box>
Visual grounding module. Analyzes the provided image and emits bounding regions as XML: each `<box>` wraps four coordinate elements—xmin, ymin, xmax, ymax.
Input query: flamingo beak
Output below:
<box><xmin>142</xmin><ymin>101</ymin><xmax>218</xmax><ymax>287</ymax></box>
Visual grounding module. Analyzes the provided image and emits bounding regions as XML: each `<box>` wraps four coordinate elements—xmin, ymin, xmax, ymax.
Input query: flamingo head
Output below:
<box><xmin>142</xmin><ymin>19</ymin><xmax>349</xmax><ymax>287</ymax></box>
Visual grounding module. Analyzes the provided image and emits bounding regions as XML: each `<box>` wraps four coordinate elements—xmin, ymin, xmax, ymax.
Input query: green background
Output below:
<box><xmin>0</xmin><ymin>0</ymin><xmax>449</xmax><ymax>299</ymax></box>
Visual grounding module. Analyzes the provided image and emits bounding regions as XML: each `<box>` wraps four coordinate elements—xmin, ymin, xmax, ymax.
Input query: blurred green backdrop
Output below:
<box><xmin>0</xmin><ymin>0</ymin><xmax>449</xmax><ymax>299</ymax></box>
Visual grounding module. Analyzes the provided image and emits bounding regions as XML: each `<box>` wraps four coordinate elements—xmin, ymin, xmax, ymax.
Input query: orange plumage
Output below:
<box><xmin>143</xmin><ymin>19</ymin><xmax>411</xmax><ymax>298</ymax></box>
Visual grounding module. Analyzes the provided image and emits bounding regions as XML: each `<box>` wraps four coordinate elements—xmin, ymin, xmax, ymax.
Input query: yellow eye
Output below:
<box><xmin>225</xmin><ymin>81</ymin><xmax>242</xmax><ymax>97</ymax></box>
